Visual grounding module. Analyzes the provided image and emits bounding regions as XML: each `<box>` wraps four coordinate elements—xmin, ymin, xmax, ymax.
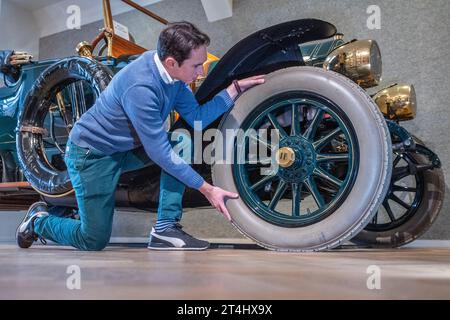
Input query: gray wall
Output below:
<box><xmin>39</xmin><ymin>0</ymin><xmax>450</xmax><ymax>239</ymax></box>
<box><xmin>1</xmin><ymin>0</ymin><xmax>40</xmax><ymax>58</ymax></box>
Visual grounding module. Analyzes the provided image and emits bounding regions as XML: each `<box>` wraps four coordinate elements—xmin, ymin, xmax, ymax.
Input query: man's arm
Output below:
<box><xmin>123</xmin><ymin>84</ymin><xmax>240</xmax><ymax>221</ymax></box>
<box><xmin>174</xmin><ymin>85</ymin><xmax>234</xmax><ymax>130</ymax></box>
<box><xmin>122</xmin><ymin>85</ymin><xmax>204</xmax><ymax>189</ymax></box>
<box><xmin>174</xmin><ymin>75</ymin><xmax>266</xmax><ymax>130</ymax></box>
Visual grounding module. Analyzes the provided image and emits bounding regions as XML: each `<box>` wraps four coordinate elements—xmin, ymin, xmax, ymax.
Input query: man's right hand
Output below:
<box><xmin>199</xmin><ymin>181</ymin><xmax>239</xmax><ymax>221</ymax></box>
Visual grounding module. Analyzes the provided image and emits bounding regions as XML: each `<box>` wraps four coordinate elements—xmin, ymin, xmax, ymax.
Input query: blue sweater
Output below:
<box><xmin>69</xmin><ymin>51</ymin><xmax>234</xmax><ymax>189</ymax></box>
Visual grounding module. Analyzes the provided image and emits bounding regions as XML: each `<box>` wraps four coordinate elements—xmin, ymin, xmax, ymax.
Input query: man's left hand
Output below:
<box><xmin>226</xmin><ymin>75</ymin><xmax>265</xmax><ymax>100</ymax></box>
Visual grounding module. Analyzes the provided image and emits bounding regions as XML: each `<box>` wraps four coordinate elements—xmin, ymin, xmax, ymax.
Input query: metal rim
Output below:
<box><xmin>232</xmin><ymin>91</ymin><xmax>360</xmax><ymax>227</ymax></box>
<box><xmin>365</xmin><ymin>151</ymin><xmax>424</xmax><ymax>232</ymax></box>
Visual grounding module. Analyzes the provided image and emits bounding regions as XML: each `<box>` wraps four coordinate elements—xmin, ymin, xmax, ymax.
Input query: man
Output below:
<box><xmin>16</xmin><ymin>22</ymin><xmax>264</xmax><ymax>251</ymax></box>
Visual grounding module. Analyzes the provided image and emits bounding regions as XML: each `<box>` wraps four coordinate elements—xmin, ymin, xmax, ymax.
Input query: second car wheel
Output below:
<box><xmin>16</xmin><ymin>57</ymin><xmax>112</xmax><ymax>196</ymax></box>
<box><xmin>352</xmin><ymin>141</ymin><xmax>444</xmax><ymax>248</ymax></box>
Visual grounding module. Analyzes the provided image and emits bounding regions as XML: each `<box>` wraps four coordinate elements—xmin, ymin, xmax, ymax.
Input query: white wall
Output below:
<box><xmin>0</xmin><ymin>0</ymin><xmax>40</xmax><ymax>59</ymax></box>
<box><xmin>34</xmin><ymin>0</ymin><xmax>162</xmax><ymax>38</ymax></box>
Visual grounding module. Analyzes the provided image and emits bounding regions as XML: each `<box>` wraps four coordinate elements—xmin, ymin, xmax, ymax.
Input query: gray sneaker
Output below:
<box><xmin>148</xmin><ymin>223</ymin><xmax>210</xmax><ymax>251</ymax></box>
<box><xmin>16</xmin><ymin>201</ymin><xmax>49</xmax><ymax>248</ymax></box>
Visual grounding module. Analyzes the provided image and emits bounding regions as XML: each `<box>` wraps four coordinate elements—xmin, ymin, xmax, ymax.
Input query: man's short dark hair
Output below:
<box><xmin>157</xmin><ymin>21</ymin><xmax>210</xmax><ymax>65</ymax></box>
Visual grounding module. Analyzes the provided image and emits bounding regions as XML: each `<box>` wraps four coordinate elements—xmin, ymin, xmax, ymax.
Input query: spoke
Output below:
<box><xmin>69</xmin><ymin>83</ymin><xmax>80</xmax><ymax>121</ymax></box>
<box><xmin>49</xmin><ymin>111</ymin><xmax>65</xmax><ymax>154</ymax></box>
<box><xmin>303</xmin><ymin>109</ymin><xmax>324</xmax><ymax>141</ymax></box>
<box><xmin>383</xmin><ymin>201</ymin><xmax>396</xmax><ymax>222</ymax></box>
<box><xmin>291</xmin><ymin>104</ymin><xmax>300</xmax><ymax>136</ymax></box>
<box><xmin>251</xmin><ymin>174</ymin><xmax>278</xmax><ymax>191</ymax></box>
<box><xmin>392</xmin><ymin>166</ymin><xmax>411</xmax><ymax>182</ymax></box>
<box><xmin>304</xmin><ymin>177</ymin><xmax>325</xmax><ymax>208</ymax></box>
<box><xmin>400</xmin><ymin>153</ymin><xmax>433</xmax><ymax>173</ymax></box>
<box><xmin>292</xmin><ymin>183</ymin><xmax>302</xmax><ymax>217</ymax></box>
<box><xmin>55</xmin><ymin>92</ymin><xmax>71</xmax><ymax>134</ymax></box>
<box><xmin>246</xmin><ymin>166</ymin><xmax>263</xmax><ymax>172</ymax></box>
<box><xmin>75</xmin><ymin>81</ymin><xmax>87</xmax><ymax>115</ymax></box>
<box><xmin>393</xmin><ymin>154</ymin><xmax>402</xmax><ymax>167</ymax></box>
<box><xmin>245</xmin><ymin>156</ymin><xmax>272</xmax><ymax>166</ymax></box>
<box><xmin>390</xmin><ymin>194</ymin><xmax>411</xmax><ymax>210</ymax></box>
<box><xmin>392</xmin><ymin>185</ymin><xmax>417</xmax><ymax>193</ymax></box>
<box><xmin>267</xmin><ymin>113</ymin><xmax>288</xmax><ymax>138</ymax></box>
<box><xmin>316</xmin><ymin>153</ymin><xmax>349</xmax><ymax>163</ymax></box>
<box><xmin>402</xmin><ymin>153</ymin><xmax>415</xmax><ymax>166</ymax></box>
<box><xmin>313</xmin><ymin>167</ymin><xmax>343</xmax><ymax>188</ymax></box>
<box><xmin>248</xmin><ymin>132</ymin><xmax>273</xmax><ymax>151</ymax></box>
<box><xmin>268</xmin><ymin>180</ymin><xmax>287</xmax><ymax>210</ymax></box>
<box><xmin>400</xmin><ymin>153</ymin><xmax>434</xmax><ymax>173</ymax></box>
<box><xmin>371</xmin><ymin>211</ymin><xmax>379</xmax><ymax>224</ymax></box>
<box><xmin>313</xmin><ymin>127</ymin><xmax>342</xmax><ymax>151</ymax></box>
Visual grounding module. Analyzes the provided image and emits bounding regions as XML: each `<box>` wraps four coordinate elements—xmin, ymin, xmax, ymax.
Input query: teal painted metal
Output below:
<box><xmin>298</xmin><ymin>37</ymin><xmax>345</xmax><ymax>67</ymax></box>
<box><xmin>232</xmin><ymin>92</ymin><xmax>359</xmax><ymax>227</ymax></box>
<box><xmin>1</xmin><ymin>59</ymin><xmax>60</xmax><ymax>167</ymax></box>
<box><xmin>0</xmin><ymin>57</ymin><xmax>129</xmax><ymax>173</ymax></box>
<box><xmin>1</xmin><ymin>59</ymin><xmax>58</xmax><ymax>150</ymax></box>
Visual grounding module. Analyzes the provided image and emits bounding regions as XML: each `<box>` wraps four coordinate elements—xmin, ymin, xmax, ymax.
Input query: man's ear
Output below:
<box><xmin>164</xmin><ymin>57</ymin><xmax>178</xmax><ymax>69</ymax></box>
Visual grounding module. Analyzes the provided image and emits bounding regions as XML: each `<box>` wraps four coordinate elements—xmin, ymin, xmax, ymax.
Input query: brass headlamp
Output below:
<box><xmin>372</xmin><ymin>83</ymin><xmax>417</xmax><ymax>121</ymax></box>
<box><xmin>323</xmin><ymin>40</ymin><xmax>382</xmax><ymax>88</ymax></box>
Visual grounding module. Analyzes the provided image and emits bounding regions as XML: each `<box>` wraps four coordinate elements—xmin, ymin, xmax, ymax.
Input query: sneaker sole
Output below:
<box><xmin>149</xmin><ymin>230</ymin><xmax>210</xmax><ymax>251</ymax></box>
<box><xmin>147</xmin><ymin>244</ymin><xmax>209</xmax><ymax>251</ymax></box>
<box><xmin>15</xmin><ymin>201</ymin><xmax>48</xmax><ymax>247</ymax></box>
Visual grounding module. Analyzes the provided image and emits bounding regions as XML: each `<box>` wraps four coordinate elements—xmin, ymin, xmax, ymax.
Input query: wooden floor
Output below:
<box><xmin>1</xmin><ymin>242</ymin><xmax>450</xmax><ymax>299</ymax></box>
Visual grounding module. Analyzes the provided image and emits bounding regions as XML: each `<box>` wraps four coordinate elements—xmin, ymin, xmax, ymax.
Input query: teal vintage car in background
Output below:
<box><xmin>0</xmin><ymin>53</ymin><xmax>129</xmax><ymax>183</ymax></box>
<box><xmin>1</xmin><ymin>57</ymin><xmax>57</xmax><ymax>181</ymax></box>
<box><xmin>0</xmin><ymin>1</ymin><xmax>445</xmax><ymax>251</ymax></box>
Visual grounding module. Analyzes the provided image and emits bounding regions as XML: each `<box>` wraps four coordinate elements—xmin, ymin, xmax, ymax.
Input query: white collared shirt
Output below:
<box><xmin>153</xmin><ymin>52</ymin><xmax>178</xmax><ymax>85</ymax></box>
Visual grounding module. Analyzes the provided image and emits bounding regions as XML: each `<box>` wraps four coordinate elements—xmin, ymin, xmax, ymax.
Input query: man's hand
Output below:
<box><xmin>226</xmin><ymin>75</ymin><xmax>265</xmax><ymax>100</ymax></box>
<box><xmin>199</xmin><ymin>181</ymin><xmax>239</xmax><ymax>221</ymax></box>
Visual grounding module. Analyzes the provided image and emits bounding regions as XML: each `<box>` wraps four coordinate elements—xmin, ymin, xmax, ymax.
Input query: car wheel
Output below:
<box><xmin>352</xmin><ymin>142</ymin><xmax>444</xmax><ymax>248</ymax></box>
<box><xmin>16</xmin><ymin>57</ymin><xmax>112</xmax><ymax>196</ymax></box>
<box><xmin>212</xmin><ymin>66</ymin><xmax>392</xmax><ymax>251</ymax></box>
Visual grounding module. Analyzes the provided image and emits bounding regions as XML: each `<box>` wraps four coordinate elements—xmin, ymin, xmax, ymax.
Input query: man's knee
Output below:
<box><xmin>79</xmin><ymin>231</ymin><xmax>110</xmax><ymax>251</ymax></box>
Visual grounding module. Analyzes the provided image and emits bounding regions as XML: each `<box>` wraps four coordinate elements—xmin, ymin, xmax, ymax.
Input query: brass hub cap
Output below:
<box><xmin>276</xmin><ymin>147</ymin><xmax>296</xmax><ymax>168</ymax></box>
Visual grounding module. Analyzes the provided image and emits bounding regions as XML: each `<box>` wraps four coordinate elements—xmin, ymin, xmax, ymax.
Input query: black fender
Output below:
<box><xmin>195</xmin><ymin>19</ymin><xmax>337</xmax><ymax>103</ymax></box>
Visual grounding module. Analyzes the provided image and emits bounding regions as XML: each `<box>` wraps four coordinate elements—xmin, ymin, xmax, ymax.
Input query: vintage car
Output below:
<box><xmin>0</xmin><ymin>0</ymin><xmax>444</xmax><ymax>251</ymax></box>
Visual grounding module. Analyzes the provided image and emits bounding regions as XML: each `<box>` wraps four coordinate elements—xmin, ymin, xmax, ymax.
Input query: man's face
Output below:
<box><xmin>164</xmin><ymin>45</ymin><xmax>207</xmax><ymax>83</ymax></box>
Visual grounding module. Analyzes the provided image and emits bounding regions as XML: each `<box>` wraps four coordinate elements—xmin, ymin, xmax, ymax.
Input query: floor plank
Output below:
<box><xmin>1</xmin><ymin>244</ymin><xmax>450</xmax><ymax>299</ymax></box>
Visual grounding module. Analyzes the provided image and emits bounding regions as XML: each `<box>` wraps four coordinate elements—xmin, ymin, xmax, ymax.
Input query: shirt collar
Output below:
<box><xmin>154</xmin><ymin>52</ymin><xmax>177</xmax><ymax>85</ymax></box>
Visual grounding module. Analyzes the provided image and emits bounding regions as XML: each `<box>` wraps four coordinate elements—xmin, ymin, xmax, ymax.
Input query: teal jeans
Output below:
<box><xmin>34</xmin><ymin>132</ymin><xmax>192</xmax><ymax>251</ymax></box>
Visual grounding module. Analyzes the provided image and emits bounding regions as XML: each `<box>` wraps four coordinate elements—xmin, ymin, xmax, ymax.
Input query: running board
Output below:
<box><xmin>0</xmin><ymin>181</ymin><xmax>33</xmax><ymax>191</ymax></box>
<box><xmin>0</xmin><ymin>182</ymin><xmax>41</xmax><ymax>210</ymax></box>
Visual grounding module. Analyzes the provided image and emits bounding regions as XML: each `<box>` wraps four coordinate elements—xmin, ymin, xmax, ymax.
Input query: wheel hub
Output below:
<box><xmin>275</xmin><ymin>147</ymin><xmax>296</xmax><ymax>168</ymax></box>
<box><xmin>276</xmin><ymin>136</ymin><xmax>316</xmax><ymax>183</ymax></box>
